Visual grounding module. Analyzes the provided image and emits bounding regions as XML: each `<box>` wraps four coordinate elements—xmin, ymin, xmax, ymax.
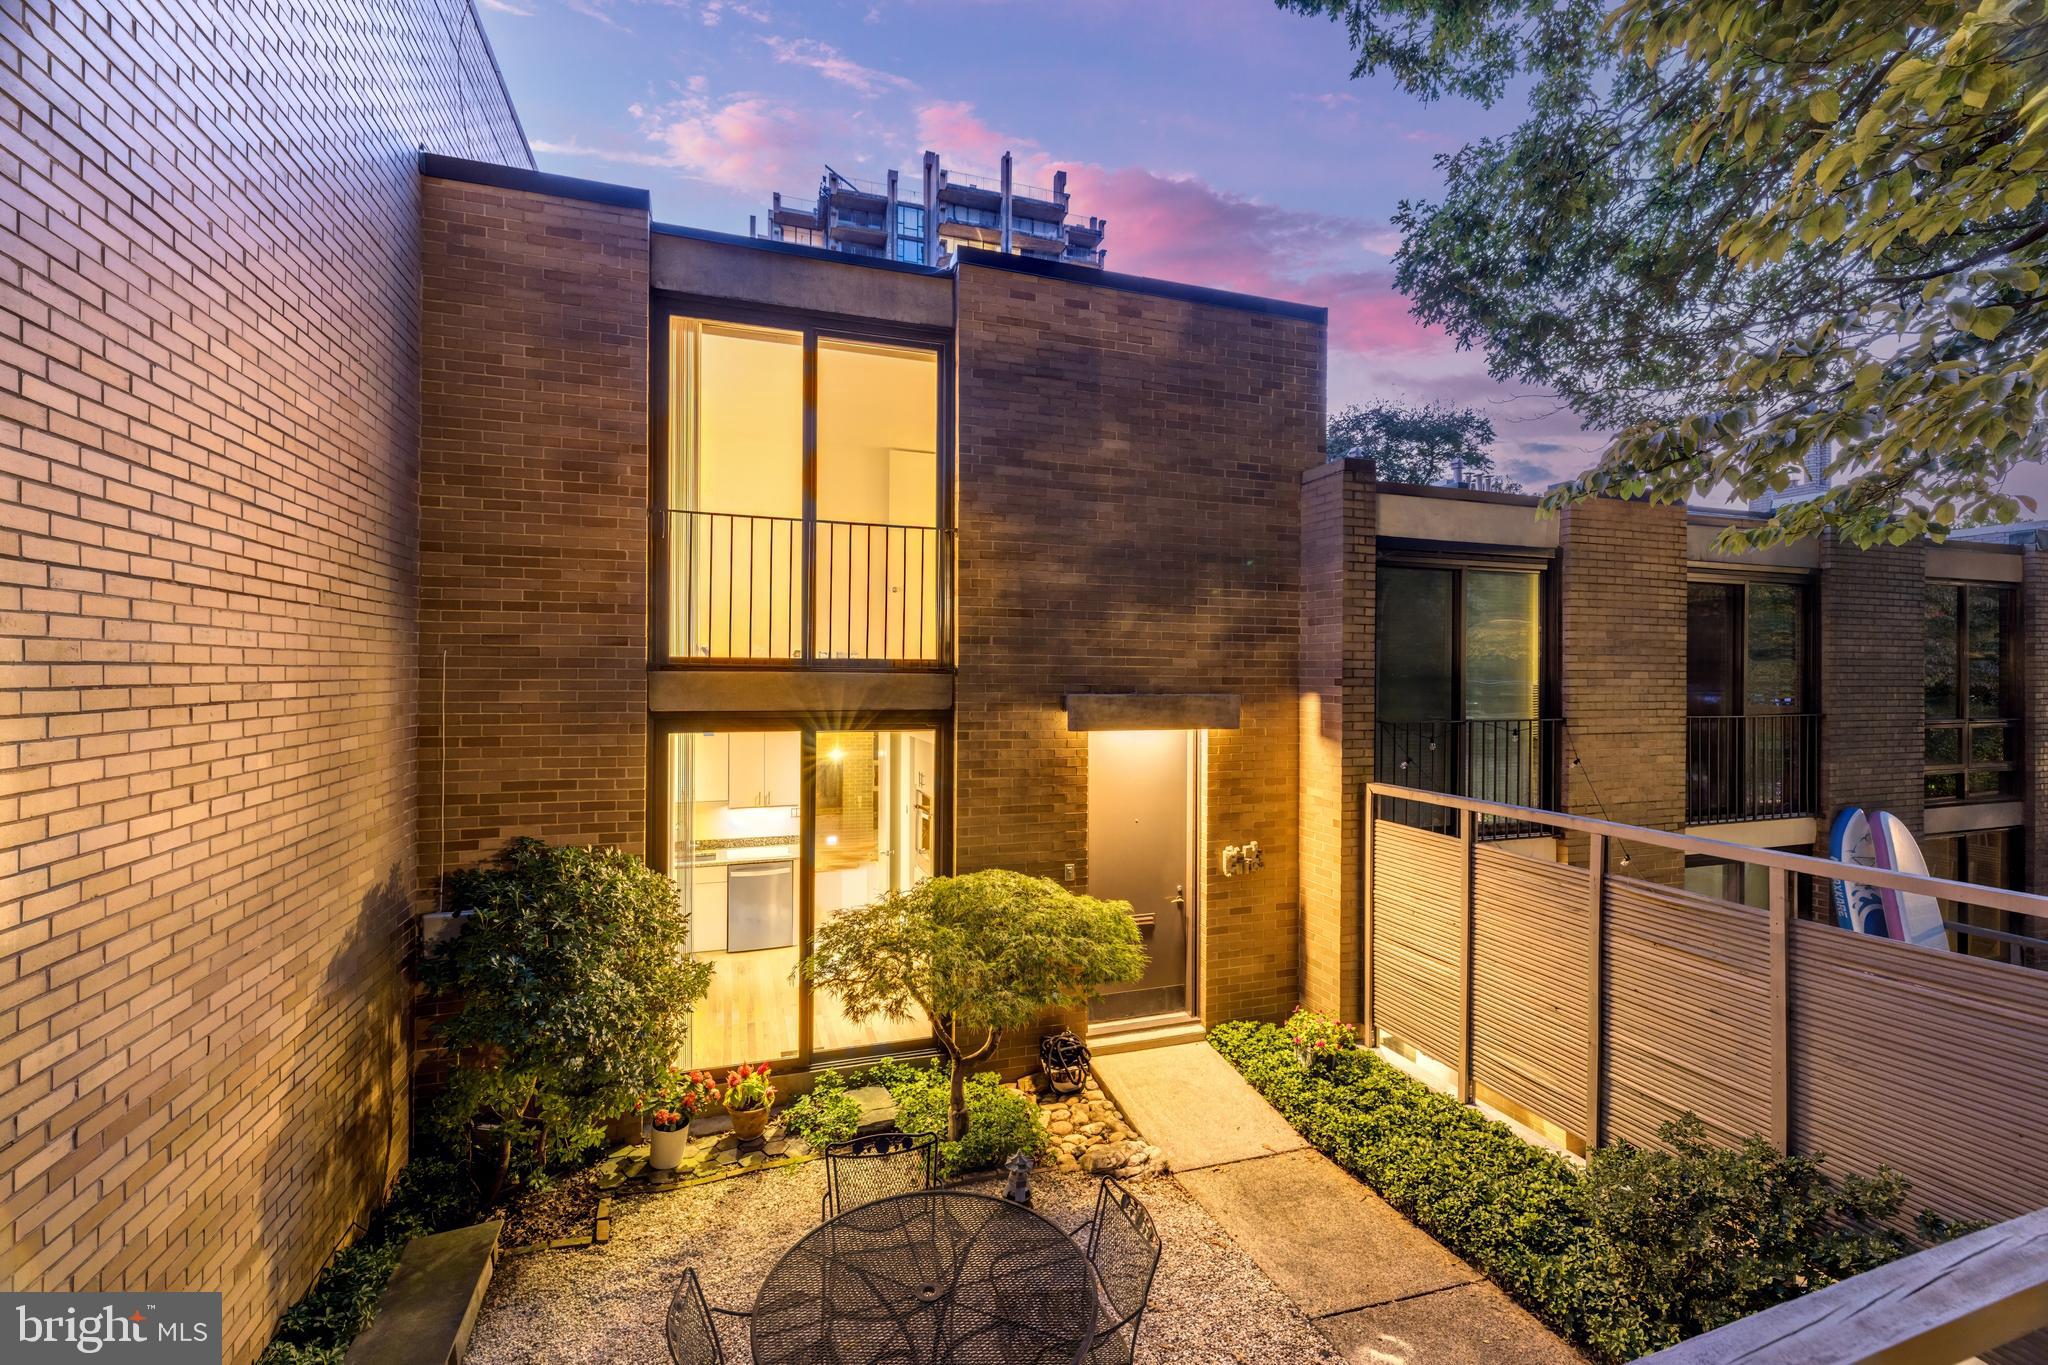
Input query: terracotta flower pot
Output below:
<box><xmin>649</xmin><ymin>1125</ymin><xmax>690</xmax><ymax>1171</ymax></box>
<box><xmin>728</xmin><ymin>1106</ymin><xmax>771</xmax><ymax>1142</ymax></box>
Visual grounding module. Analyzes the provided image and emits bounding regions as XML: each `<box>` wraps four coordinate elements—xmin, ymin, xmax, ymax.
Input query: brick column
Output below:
<box><xmin>1557</xmin><ymin>498</ymin><xmax>1689</xmax><ymax>883</ymax></box>
<box><xmin>418</xmin><ymin>168</ymin><xmax>653</xmax><ymax>891</ymax></box>
<box><xmin>1815</xmin><ymin>534</ymin><xmax>1926</xmax><ymax>847</ymax></box>
<box><xmin>1299</xmin><ymin>459</ymin><xmax>1375</xmax><ymax>1022</ymax></box>
<box><xmin>2022</xmin><ymin>538</ymin><xmax>2048</xmax><ymax>895</ymax></box>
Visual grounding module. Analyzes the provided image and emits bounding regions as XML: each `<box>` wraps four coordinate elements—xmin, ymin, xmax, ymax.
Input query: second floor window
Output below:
<box><xmin>1376</xmin><ymin>563</ymin><xmax>1550</xmax><ymax>818</ymax></box>
<box><xmin>665</xmin><ymin>316</ymin><xmax>944</xmax><ymax>666</ymax></box>
<box><xmin>1925</xmin><ymin>582</ymin><xmax>2018</xmax><ymax>801</ymax></box>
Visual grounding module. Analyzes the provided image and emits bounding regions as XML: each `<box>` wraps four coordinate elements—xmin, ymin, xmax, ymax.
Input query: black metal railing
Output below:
<box><xmin>670</xmin><ymin>510</ymin><xmax>946</xmax><ymax>665</ymax></box>
<box><xmin>1375</xmin><ymin>718</ymin><xmax>1561</xmax><ymax>839</ymax></box>
<box><xmin>1686</xmin><ymin>713</ymin><xmax>1819</xmax><ymax>823</ymax></box>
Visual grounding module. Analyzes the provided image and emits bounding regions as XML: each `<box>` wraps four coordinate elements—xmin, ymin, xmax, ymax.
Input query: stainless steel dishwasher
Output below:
<box><xmin>726</xmin><ymin>859</ymin><xmax>796</xmax><ymax>952</ymax></box>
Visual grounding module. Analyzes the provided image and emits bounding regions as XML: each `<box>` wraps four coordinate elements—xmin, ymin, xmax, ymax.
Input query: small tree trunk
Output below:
<box><xmin>947</xmin><ymin>1056</ymin><xmax>968</xmax><ymax>1142</ymax></box>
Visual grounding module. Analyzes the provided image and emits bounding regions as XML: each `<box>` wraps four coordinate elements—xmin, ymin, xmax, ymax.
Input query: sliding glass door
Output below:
<box><xmin>1376</xmin><ymin>563</ymin><xmax>1547</xmax><ymax>812</ymax></box>
<box><xmin>661</xmin><ymin>721</ymin><xmax>945</xmax><ymax>1071</ymax></box>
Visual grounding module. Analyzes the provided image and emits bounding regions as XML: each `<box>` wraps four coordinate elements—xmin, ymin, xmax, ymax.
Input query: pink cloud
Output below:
<box><xmin>763</xmin><ymin>37</ymin><xmax>914</xmax><ymax>96</ymax></box>
<box><xmin>1068</xmin><ymin>165</ymin><xmax>1444</xmax><ymax>355</ymax></box>
<box><xmin>913</xmin><ymin>100</ymin><xmax>1017</xmax><ymax>175</ymax></box>
<box><xmin>640</xmin><ymin>94</ymin><xmax>826</xmax><ymax>191</ymax></box>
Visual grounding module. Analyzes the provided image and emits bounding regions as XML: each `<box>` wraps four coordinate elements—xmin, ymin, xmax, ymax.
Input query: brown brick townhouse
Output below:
<box><xmin>4</xmin><ymin>3</ymin><xmax>2045</xmax><ymax>1360</ymax></box>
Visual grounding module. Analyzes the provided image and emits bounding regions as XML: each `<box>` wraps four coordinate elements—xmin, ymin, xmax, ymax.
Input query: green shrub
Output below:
<box><xmin>1579</xmin><ymin>1117</ymin><xmax>1910</xmax><ymax>1355</ymax></box>
<box><xmin>782</xmin><ymin>1069</ymin><xmax>863</xmax><ymax>1148</ymax></box>
<box><xmin>853</xmin><ymin>1059</ymin><xmax>1047</xmax><ymax>1179</ymax></box>
<box><xmin>423</xmin><ymin>838</ymin><xmax>714</xmax><ymax>1202</ymax></box>
<box><xmin>257</xmin><ymin>1151</ymin><xmax>481</xmax><ymax>1364</ymax></box>
<box><xmin>1210</xmin><ymin>1014</ymin><xmax>1938</xmax><ymax>1363</ymax></box>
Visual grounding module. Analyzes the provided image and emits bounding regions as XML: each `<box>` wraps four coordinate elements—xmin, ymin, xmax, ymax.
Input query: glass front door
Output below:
<box><xmin>664</xmin><ymin>722</ymin><xmax>943</xmax><ymax>1071</ymax></box>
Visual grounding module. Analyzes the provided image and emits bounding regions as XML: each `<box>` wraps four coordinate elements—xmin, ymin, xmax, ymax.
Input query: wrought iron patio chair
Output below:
<box><xmin>666</xmin><ymin>1266</ymin><xmax>751</xmax><ymax>1365</ymax></box>
<box><xmin>1080</xmin><ymin>1177</ymin><xmax>1162</xmax><ymax>1365</ymax></box>
<box><xmin>819</xmin><ymin>1129</ymin><xmax>937</xmax><ymax>1220</ymax></box>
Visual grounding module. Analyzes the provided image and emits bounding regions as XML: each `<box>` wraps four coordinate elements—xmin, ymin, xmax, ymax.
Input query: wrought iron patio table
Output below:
<box><xmin>750</xmin><ymin>1189</ymin><xmax>1099</xmax><ymax>1365</ymax></box>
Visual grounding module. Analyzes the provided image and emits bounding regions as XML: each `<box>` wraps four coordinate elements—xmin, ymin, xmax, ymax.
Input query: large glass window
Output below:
<box><xmin>664</xmin><ymin>316</ymin><xmax>945</xmax><ymax>665</ymax></box>
<box><xmin>815</xmin><ymin>340</ymin><xmax>941</xmax><ymax>662</ymax></box>
<box><xmin>668</xmin><ymin>321</ymin><xmax>804</xmax><ymax>661</ymax></box>
<box><xmin>1924</xmin><ymin>828</ymin><xmax>2033</xmax><ymax>963</ymax></box>
<box><xmin>1925</xmin><ymin>583</ymin><xmax>2018</xmax><ymax>801</ymax></box>
<box><xmin>669</xmin><ymin>727</ymin><xmax>803</xmax><ymax>1068</ymax></box>
<box><xmin>812</xmin><ymin>729</ymin><xmax>939</xmax><ymax>1054</ymax></box>
<box><xmin>1685</xmin><ymin>579</ymin><xmax>1816</xmax><ymax>822</ymax></box>
<box><xmin>666</xmin><ymin>724</ymin><xmax>942</xmax><ymax>1071</ymax></box>
<box><xmin>1375</xmin><ymin>564</ymin><xmax>1547</xmax><ymax>815</ymax></box>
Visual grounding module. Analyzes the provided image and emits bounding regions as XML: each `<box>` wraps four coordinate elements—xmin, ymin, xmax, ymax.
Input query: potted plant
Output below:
<box><xmin>720</xmin><ymin>1062</ymin><xmax>778</xmax><ymax>1142</ymax></box>
<box><xmin>645</xmin><ymin>1069</ymin><xmax>716</xmax><ymax>1171</ymax></box>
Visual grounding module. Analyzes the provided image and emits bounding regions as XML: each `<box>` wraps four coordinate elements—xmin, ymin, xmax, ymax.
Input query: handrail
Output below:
<box><xmin>1365</xmin><ymin>782</ymin><xmax>2048</xmax><ymax>924</ymax></box>
<box><xmin>1630</xmin><ymin>1204</ymin><xmax>2048</xmax><ymax>1364</ymax></box>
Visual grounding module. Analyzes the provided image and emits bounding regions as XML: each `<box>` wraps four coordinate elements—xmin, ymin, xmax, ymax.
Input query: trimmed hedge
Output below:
<box><xmin>1211</xmin><ymin>1014</ymin><xmax>1928</xmax><ymax>1362</ymax></box>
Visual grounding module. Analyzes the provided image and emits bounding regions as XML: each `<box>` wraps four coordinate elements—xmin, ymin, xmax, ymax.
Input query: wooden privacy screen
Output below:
<box><xmin>1602</xmin><ymin>875</ymin><xmax>1773</xmax><ymax>1149</ymax></box>
<box><xmin>1363</xmin><ymin>784</ymin><xmax>2048</xmax><ymax>1235</ymax></box>
<box><xmin>1472</xmin><ymin>844</ymin><xmax>1591</xmax><ymax>1139</ymax></box>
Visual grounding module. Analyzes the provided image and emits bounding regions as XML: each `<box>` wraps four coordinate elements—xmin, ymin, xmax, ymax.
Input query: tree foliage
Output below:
<box><xmin>1285</xmin><ymin>0</ymin><xmax>2047</xmax><ymax>547</ymax></box>
<box><xmin>1328</xmin><ymin>399</ymin><xmax>1522</xmax><ymax>489</ymax></box>
<box><xmin>803</xmin><ymin>869</ymin><xmax>1145</xmax><ymax>1139</ymax></box>
<box><xmin>423</xmin><ymin>838</ymin><xmax>713</xmax><ymax>1198</ymax></box>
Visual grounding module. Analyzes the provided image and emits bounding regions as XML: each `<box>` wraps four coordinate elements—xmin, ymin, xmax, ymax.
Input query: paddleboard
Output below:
<box><xmin>1828</xmin><ymin>807</ymin><xmax>1891</xmax><ymax>936</ymax></box>
<box><xmin>1868</xmin><ymin>810</ymin><xmax>1949</xmax><ymax>951</ymax></box>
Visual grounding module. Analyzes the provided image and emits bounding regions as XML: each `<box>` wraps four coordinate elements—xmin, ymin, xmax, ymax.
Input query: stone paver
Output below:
<box><xmin>1318</xmin><ymin>1282</ymin><xmax>1587</xmax><ymax>1365</ymax></box>
<box><xmin>1099</xmin><ymin>1038</ymin><xmax>1583</xmax><ymax>1363</ymax></box>
<box><xmin>1092</xmin><ymin>1041</ymin><xmax>1305</xmax><ymax>1170</ymax></box>
<box><xmin>1176</xmin><ymin>1150</ymin><xmax>1478</xmax><ymax>1317</ymax></box>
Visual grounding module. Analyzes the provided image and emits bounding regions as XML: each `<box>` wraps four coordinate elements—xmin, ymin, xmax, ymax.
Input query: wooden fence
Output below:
<box><xmin>1362</xmin><ymin>783</ymin><xmax>2048</xmax><ymax>1229</ymax></box>
<box><xmin>1363</xmin><ymin>783</ymin><xmax>2048</xmax><ymax>1361</ymax></box>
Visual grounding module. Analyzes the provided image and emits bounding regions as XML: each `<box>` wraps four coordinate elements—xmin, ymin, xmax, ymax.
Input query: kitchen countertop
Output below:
<box><xmin>691</xmin><ymin>842</ymin><xmax>798</xmax><ymax>867</ymax></box>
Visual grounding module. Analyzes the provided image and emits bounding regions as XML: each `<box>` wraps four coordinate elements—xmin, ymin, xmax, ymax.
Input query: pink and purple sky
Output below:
<box><xmin>478</xmin><ymin>0</ymin><xmax>2044</xmax><ymax>509</ymax></box>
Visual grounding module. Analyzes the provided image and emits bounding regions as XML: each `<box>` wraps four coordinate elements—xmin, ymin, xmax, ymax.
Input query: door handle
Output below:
<box><xmin>1169</xmin><ymin>884</ymin><xmax>1186</xmax><ymax>914</ymax></box>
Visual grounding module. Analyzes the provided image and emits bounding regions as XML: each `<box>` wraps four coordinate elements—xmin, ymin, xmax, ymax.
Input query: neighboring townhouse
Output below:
<box><xmin>1298</xmin><ymin>472</ymin><xmax>2045</xmax><ymax>1025</ymax></box>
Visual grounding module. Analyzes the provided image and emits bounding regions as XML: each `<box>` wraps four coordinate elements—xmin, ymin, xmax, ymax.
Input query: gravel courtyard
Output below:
<box><xmin>467</xmin><ymin>1159</ymin><xmax>1342</xmax><ymax>1364</ymax></box>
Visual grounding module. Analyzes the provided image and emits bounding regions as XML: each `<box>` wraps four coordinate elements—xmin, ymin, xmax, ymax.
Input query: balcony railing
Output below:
<box><xmin>670</xmin><ymin>510</ymin><xmax>946</xmax><ymax>666</ymax></box>
<box><xmin>1686</xmin><ymin>713</ymin><xmax>1818</xmax><ymax>823</ymax></box>
<box><xmin>1375</xmin><ymin>718</ymin><xmax>1561</xmax><ymax>839</ymax></box>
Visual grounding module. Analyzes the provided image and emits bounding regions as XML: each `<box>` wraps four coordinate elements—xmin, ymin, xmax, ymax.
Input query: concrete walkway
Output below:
<box><xmin>1094</xmin><ymin>1042</ymin><xmax>1584</xmax><ymax>1365</ymax></box>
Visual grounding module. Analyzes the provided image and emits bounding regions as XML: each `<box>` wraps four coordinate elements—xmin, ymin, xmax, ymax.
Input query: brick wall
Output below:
<box><xmin>1816</xmin><ymin>534</ymin><xmax>1927</xmax><ymax>844</ymax></box>
<box><xmin>0</xmin><ymin>3</ymin><xmax>525</xmax><ymax>1361</ymax></box>
<box><xmin>2019</xmin><ymin>541</ymin><xmax>2047</xmax><ymax>896</ymax></box>
<box><xmin>1298</xmin><ymin>459</ymin><xmax>1374</xmax><ymax>1022</ymax></box>
<box><xmin>952</xmin><ymin>260</ymin><xmax>1326</xmax><ymax>1040</ymax></box>
<box><xmin>417</xmin><ymin>171</ymin><xmax>652</xmax><ymax>889</ymax></box>
<box><xmin>1558</xmin><ymin>498</ymin><xmax>1689</xmax><ymax>883</ymax></box>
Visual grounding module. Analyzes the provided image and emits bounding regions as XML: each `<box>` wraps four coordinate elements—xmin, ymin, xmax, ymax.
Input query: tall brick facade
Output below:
<box><xmin>1558</xmin><ymin>498</ymin><xmax>1689</xmax><ymax>882</ymax></box>
<box><xmin>1298</xmin><ymin>459</ymin><xmax>1375</xmax><ymax>1022</ymax></box>
<box><xmin>417</xmin><ymin>168</ymin><xmax>653</xmax><ymax>887</ymax></box>
<box><xmin>1816</xmin><ymin>534</ymin><xmax>1927</xmax><ymax>844</ymax></box>
<box><xmin>0</xmin><ymin>3</ymin><xmax>525</xmax><ymax>1361</ymax></box>
<box><xmin>952</xmin><ymin>259</ymin><xmax>1325</xmax><ymax>1035</ymax></box>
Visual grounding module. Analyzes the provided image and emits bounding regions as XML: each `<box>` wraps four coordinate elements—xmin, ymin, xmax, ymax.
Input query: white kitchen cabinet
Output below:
<box><xmin>726</xmin><ymin>731</ymin><xmax>802</xmax><ymax>808</ymax></box>
<box><xmin>764</xmin><ymin>731</ymin><xmax>801</xmax><ymax>807</ymax></box>
<box><xmin>689</xmin><ymin>865</ymin><xmax>728</xmax><ymax>953</ymax></box>
<box><xmin>691</xmin><ymin>732</ymin><xmax>729</xmax><ymax>804</ymax></box>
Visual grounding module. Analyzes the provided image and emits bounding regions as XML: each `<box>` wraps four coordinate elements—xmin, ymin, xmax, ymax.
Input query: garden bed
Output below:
<box><xmin>1210</xmin><ymin>1012</ymin><xmax>1943</xmax><ymax>1363</ymax></box>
